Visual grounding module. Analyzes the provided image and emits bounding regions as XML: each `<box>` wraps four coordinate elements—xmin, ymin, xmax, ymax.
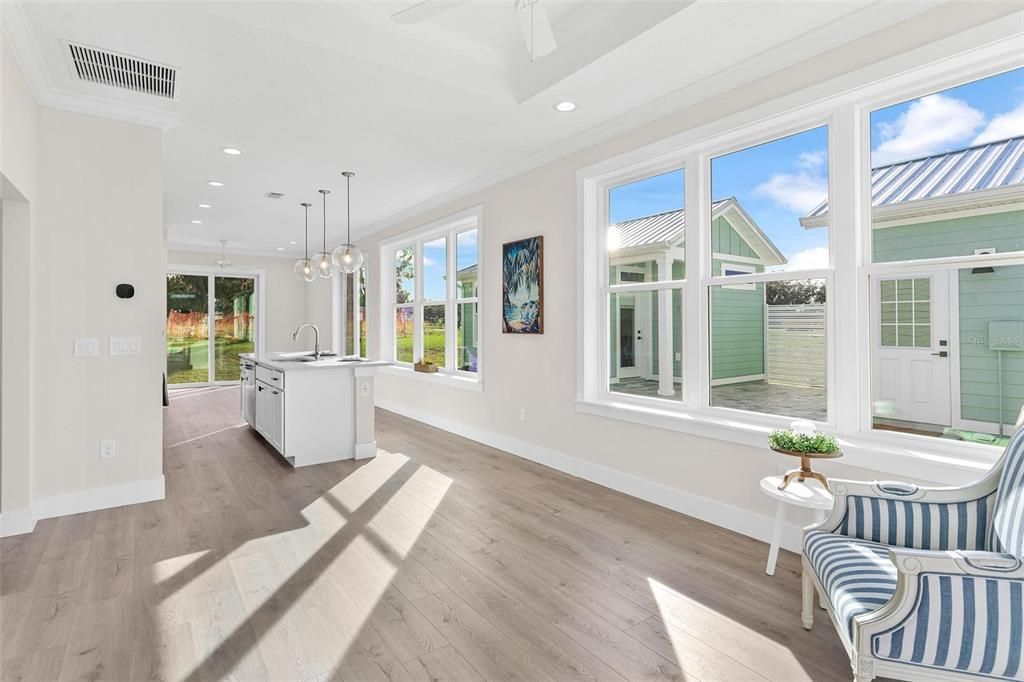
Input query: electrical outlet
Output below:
<box><xmin>519</xmin><ymin>408</ymin><xmax>527</xmax><ymax>423</ymax></box>
<box><xmin>100</xmin><ymin>440</ymin><xmax>116</xmax><ymax>459</ymax></box>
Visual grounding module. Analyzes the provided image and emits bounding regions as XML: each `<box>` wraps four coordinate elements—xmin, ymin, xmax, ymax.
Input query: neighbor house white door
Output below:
<box><xmin>871</xmin><ymin>272</ymin><xmax>951</xmax><ymax>426</ymax></box>
<box><xmin>615</xmin><ymin>267</ymin><xmax>650</xmax><ymax>380</ymax></box>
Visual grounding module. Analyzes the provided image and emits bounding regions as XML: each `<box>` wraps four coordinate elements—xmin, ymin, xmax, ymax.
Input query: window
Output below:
<box><xmin>708</xmin><ymin>126</ymin><xmax>830</xmax><ymax>422</ymax></box>
<box><xmin>340</xmin><ymin>267</ymin><xmax>366</xmax><ymax>357</ymax></box>
<box><xmin>166</xmin><ymin>272</ymin><xmax>258</xmax><ymax>385</ymax></box>
<box><xmin>383</xmin><ymin>209</ymin><xmax>481</xmax><ymax>379</ymax></box>
<box><xmin>578</xmin><ymin>42</ymin><xmax>1024</xmax><ymax>460</ymax></box>
<box><xmin>867</xmin><ymin>68</ymin><xmax>1024</xmax><ymax>445</ymax></box>
<box><xmin>607</xmin><ymin>169</ymin><xmax>685</xmax><ymax>401</ymax></box>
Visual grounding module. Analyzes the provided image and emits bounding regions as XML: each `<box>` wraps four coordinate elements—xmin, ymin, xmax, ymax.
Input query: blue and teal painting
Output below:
<box><xmin>502</xmin><ymin>236</ymin><xmax>543</xmax><ymax>334</ymax></box>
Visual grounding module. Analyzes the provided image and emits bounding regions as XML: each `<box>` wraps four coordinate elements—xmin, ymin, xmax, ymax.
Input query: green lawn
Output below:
<box><xmin>396</xmin><ymin>324</ymin><xmax>445</xmax><ymax>365</ymax></box>
<box><xmin>167</xmin><ymin>337</ymin><xmax>253</xmax><ymax>384</ymax></box>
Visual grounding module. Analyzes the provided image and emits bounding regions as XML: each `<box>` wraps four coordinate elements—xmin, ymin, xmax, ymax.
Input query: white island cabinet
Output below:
<box><xmin>240</xmin><ymin>353</ymin><xmax>389</xmax><ymax>467</ymax></box>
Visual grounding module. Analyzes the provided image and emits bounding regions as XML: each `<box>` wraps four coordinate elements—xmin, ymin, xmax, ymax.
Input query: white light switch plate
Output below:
<box><xmin>110</xmin><ymin>337</ymin><xmax>142</xmax><ymax>356</ymax></box>
<box><xmin>74</xmin><ymin>338</ymin><xmax>100</xmax><ymax>357</ymax></box>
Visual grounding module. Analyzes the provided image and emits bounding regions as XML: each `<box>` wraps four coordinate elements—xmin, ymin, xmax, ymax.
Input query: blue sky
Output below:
<box><xmin>609</xmin><ymin>67</ymin><xmax>1023</xmax><ymax>271</ymax></box>
<box><xmin>420</xmin><ymin>229</ymin><xmax>477</xmax><ymax>301</ymax></box>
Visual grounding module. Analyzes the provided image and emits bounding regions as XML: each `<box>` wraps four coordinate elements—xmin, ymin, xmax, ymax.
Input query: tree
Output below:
<box><xmin>766</xmin><ymin>279</ymin><xmax>826</xmax><ymax>305</ymax></box>
<box><xmin>395</xmin><ymin>248</ymin><xmax>414</xmax><ymax>304</ymax></box>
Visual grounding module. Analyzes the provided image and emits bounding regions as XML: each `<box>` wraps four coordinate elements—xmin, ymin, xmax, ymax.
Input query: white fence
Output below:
<box><xmin>766</xmin><ymin>304</ymin><xmax>826</xmax><ymax>388</ymax></box>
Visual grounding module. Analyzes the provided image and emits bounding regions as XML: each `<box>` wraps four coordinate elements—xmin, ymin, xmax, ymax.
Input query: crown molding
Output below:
<box><xmin>0</xmin><ymin>2</ymin><xmax>177</xmax><ymax>131</ymax></box>
<box><xmin>354</xmin><ymin>11</ymin><xmax>1023</xmax><ymax>243</ymax></box>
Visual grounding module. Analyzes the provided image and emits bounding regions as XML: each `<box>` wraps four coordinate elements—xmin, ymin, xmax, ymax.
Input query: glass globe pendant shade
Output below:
<box><xmin>332</xmin><ymin>243</ymin><xmax>364</xmax><ymax>274</ymax></box>
<box><xmin>314</xmin><ymin>251</ymin><xmax>334</xmax><ymax>278</ymax></box>
<box><xmin>294</xmin><ymin>257</ymin><xmax>316</xmax><ymax>283</ymax></box>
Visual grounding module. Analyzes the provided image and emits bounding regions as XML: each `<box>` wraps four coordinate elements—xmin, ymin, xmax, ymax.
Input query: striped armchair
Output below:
<box><xmin>801</xmin><ymin>425</ymin><xmax>1024</xmax><ymax>682</ymax></box>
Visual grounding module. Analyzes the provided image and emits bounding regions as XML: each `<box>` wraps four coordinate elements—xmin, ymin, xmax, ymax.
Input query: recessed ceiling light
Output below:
<box><xmin>197</xmin><ymin>203</ymin><xmax>211</xmax><ymax>208</ymax></box>
<box><xmin>207</xmin><ymin>180</ymin><xmax>224</xmax><ymax>187</ymax></box>
<box><xmin>191</xmin><ymin>219</ymin><xmax>203</xmax><ymax>224</ymax></box>
<box><xmin>289</xmin><ymin>240</ymin><xmax>298</xmax><ymax>245</ymax></box>
<box><xmin>276</xmin><ymin>247</ymin><xmax>284</xmax><ymax>251</ymax></box>
<box><xmin>554</xmin><ymin>101</ymin><xmax>576</xmax><ymax>112</ymax></box>
<box><xmin>221</xmin><ymin>147</ymin><xmax>243</xmax><ymax>156</ymax></box>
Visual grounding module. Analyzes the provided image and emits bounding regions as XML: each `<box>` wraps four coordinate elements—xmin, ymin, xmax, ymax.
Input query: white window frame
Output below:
<box><xmin>166</xmin><ymin>264</ymin><xmax>267</xmax><ymax>388</ymax></box>
<box><xmin>577</xmin><ymin>33</ymin><xmax>1023</xmax><ymax>479</ymax></box>
<box><xmin>378</xmin><ymin>206</ymin><xmax>483</xmax><ymax>390</ymax></box>
<box><xmin>333</xmin><ymin>266</ymin><xmax>366</xmax><ymax>357</ymax></box>
<box><xmin>719</xmin><ymin>262</ymin><xmax>757</xmax><ymax>290</ymax></box>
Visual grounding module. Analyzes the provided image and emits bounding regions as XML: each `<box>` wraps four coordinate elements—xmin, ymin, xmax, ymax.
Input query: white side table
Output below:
<box><xmin>759</xmin><ymin>475</ymin><xmax>834</xmax><ymax>576</ymax></box>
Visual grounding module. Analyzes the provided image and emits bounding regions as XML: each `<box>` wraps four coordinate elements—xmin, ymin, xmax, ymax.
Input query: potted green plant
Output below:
<box><xmin>769</xmin><ymin>428</ymin><xmax>842</xmax><ymax>491</ymax></box>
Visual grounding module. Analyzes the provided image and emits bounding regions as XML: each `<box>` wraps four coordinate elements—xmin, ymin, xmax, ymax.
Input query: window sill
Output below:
<box><xmin>575</xmin><ymin>398</ymin><xmax>999</xmax><ymax>486</ymax></box>
<box><xmin>379</xmin><ymin>365</ymin><xmax>483</xmax><ymax>392</ymax></box>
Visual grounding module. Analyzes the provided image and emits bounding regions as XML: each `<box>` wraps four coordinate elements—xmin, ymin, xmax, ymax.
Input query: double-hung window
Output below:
<box><xmin>579</xmin><ymin>43</ymin><xmax>1023</xmax><ymax>463</ymax></box>
<box><xmin>383</xmin><ymin>209</ymin><xmax>481</xmax><ymax>381</ymax></box>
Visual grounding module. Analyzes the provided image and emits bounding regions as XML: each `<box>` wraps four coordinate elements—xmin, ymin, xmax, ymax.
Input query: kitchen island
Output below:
<box><xmin>239</xmin><ymin>352</ymin><xmax>389</xmax><ymax>467</ymax></box>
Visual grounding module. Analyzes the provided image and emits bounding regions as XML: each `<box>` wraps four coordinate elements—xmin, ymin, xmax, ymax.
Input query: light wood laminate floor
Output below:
<box><xmin>1</xmin><ymin>385</ymin><xmax>856</xmax><ymax>681</ymax></box>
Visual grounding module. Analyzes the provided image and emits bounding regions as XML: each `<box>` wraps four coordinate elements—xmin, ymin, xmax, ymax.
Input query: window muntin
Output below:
<box><xmin>388</xmin><ymin>221</ymin><xmax>480</xmax><ymax>376</ymax></box>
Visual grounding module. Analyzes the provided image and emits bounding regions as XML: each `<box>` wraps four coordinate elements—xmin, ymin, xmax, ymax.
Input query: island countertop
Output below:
<box><xmin>240</xmin><ymin>352</ymin><xmax>391</xmax><ymax>373</ymax></box>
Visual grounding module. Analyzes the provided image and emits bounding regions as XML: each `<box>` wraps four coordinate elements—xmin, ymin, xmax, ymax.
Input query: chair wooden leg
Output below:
<box><xmin>801</xmin><ymin>558</ymin><xmax>814</xmax><ymax>630</ymax></box>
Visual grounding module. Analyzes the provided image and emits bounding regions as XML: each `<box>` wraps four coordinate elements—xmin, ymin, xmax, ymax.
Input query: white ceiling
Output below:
<box><xmin>3</xmin><ymin>0</ymin><xmax>965</xmax><ymax>256</ymax></box>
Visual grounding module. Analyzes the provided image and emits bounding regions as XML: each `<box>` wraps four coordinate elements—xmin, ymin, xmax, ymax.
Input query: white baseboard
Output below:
<box><xmin>32</xmin><ymin>476</ymin><xmax>165</xmax><ymax>520</ymax></box>
<box><xmin>0</xmin><ymin>507</ymin><xmax>37</xmax><ymax>537</ymax></box>
<box><xmin>376</xmin><ymin>399</ymin><xmax>804</xmax><ymax>553</ymax></box>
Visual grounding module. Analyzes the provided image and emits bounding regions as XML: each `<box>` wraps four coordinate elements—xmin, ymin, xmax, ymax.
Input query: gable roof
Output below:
<box><xmin>801</xmin><ymin>134</ymin><xmax>1024</xmax><ymax>227</ymax></box>
<box><xmin>609</xmin><ymin>197</ymin><xmax>785</xmax><ymax>265</ymax></box>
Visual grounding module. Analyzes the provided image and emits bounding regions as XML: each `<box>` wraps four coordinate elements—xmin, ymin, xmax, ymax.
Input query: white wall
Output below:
<box><xmin>1</xmin><ymin>29</ymin><xmax>166</xmax><ymax>532</ymax></box>
<box><xmin>1</xmin><ymin>30</ymin><xmax>37</xmax><ymax>523</ymax></box>
<box><xmin>167</xmin><ymin>250</ymin><xmax>316</xmax><ymax>354</ymax></box>
<box><xmin>31</xmin><ymin>107</ymin><xmax>164</xmax><ymax>504</ymax></box>
<box><xmin>343</xmin><ymin>6</ymin><xmax>1012</xmax><ymax>551</ymax></box>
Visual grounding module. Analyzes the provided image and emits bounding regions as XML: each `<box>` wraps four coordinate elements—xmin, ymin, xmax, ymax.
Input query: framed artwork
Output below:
<box><xmin>502</xmin><ymin>236</ymin><xmax>543</xmax><ymax>334</ymax></box>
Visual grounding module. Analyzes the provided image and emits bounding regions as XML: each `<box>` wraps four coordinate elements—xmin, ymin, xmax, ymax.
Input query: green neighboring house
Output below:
<box><xmin>801</xmin><ymin>134</ymin><xmax>1024</xmax><ymax>437</ymax></box>
<box><xmin>608</xmin><ymin>197</ymin><xmax>785</xmax><ymax>393</ymax></box>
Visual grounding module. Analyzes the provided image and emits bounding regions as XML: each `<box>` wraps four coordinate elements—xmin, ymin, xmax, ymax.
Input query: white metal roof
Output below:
<box><xmin>803</xmin><ymin>134</ymin><xmax>1024</xmax><ymax>224</ymax></box>
<box><xmin>610</xmin><ymin>199</ymin><xmax>728</xmax><ymax>250</ymax></box>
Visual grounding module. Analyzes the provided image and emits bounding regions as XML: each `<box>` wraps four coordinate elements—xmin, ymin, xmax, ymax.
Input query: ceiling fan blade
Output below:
<box><xmin>515</xmin><ymin>0</ymin><xmax>556</xmax><ymax>59</ymax></box>
<box><xmin>391</xmin><ymin>1</ymin><xmax>466</xmax><ymax>25</ymax></box>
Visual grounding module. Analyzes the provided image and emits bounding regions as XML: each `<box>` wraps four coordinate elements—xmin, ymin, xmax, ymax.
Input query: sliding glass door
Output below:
<box><xmin>166</xmin><ymin>272</ymin><xmax>257</xmax><ymax>385</ymax></box>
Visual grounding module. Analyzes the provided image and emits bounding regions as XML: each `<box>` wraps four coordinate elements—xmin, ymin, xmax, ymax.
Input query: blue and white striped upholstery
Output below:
<box><xmin>991</xmin><ymin>428</ymin><xmax>1024</xmax><ymax>558</ymax></box>
<box><xmin>837</xmin><ymin>493</ymin><xmax>995</xmax><ymax>551</ymax></box>
<box><xmin>804</xmin><ymin>530</ymin><xmax>897</xmax><ymax>636</ymax></box>
<box><xmin>871</xmin><ymin>573</ymin><xmax>1024</xmax><ymax>680</ymax></box>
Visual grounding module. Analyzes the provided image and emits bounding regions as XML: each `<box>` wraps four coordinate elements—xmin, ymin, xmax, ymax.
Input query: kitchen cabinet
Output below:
<box><xmin>239</xmin><ymin>353</ymin><xmax>389</xmax><ymax>467</ymax></box>
<box><xmin>255</xmin><ymin>380</ymin><xmax>285</xmax><ymax>453</ymax></box>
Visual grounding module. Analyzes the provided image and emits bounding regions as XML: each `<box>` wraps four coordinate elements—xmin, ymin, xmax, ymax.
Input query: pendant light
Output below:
<box><xmin>293</xmin><ymin>202</ymin><xmax>316</xmax><ymax>282</ymax></box>
<box><xmin>332</xmin><ymin>171</ymin><xmax>364</xmax><ymax>274</ymax></box>
<box><xmin>314</xmin><ymin>189</ymin><xmax>335</xmax><ymax>279</ymax></box>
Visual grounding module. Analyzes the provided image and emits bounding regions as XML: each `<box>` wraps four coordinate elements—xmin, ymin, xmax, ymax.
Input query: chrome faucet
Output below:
<box><xmin>292</xmin><ymin>323</ymin><xmax>321</xmax><ymax>360</ymax></box>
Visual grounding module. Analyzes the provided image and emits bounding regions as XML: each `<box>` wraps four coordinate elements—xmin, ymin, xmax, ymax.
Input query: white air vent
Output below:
<box><xmin>264</xmin><ymin>192</ymin><xmax>285</xmax><ymax>200</ymax></box>
<box><xmin>66</xmin><ymin>42</ymin><xmax>177</xmax><ymax>99</ymax></box>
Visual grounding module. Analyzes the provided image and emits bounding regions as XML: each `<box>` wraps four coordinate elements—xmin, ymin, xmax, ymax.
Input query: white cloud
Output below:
<box><xmin>973</xmin><ymin>102</ymin><xmax>1024</xmax><ymax>145</ymax></box>
<box><xmin>754</xmin><ymin>170</ymin><xmax>828</xmax><ymax>214</ymax></box>
<box><xmin>784</xmin><ymin>247</ymin><xmax>829</xmax><ymax>271</ymax></box>
<box><xmin>797</xmin><ymin>150</ymin><xmax>827</xmax><ymax>170</ymax></box>
<box><xmin>872</xmin><ymin>94</ymin><xmax>984</xmax><ymax>165</ymax></box>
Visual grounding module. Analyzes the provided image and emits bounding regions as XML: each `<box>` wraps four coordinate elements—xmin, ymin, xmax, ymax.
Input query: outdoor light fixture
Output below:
<box><xmin>294</xmin><ymin>202</ymin><xmax>316</xmax><ymax>282</ymax></box>
<box><xmin>332</xmin><ymin>171</ymin><xmax>364</xmax><ymax>274</ymax></box>
<box><xmin>314</xmin><ymin>189</ymin><xmax>335</xmax><ymax>278</ymax></box>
